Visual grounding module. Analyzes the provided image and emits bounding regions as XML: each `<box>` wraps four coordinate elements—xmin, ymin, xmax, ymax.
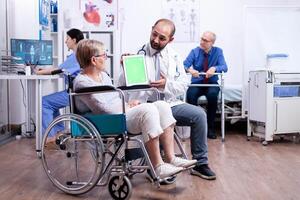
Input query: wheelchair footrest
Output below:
<box><xmin>125</xmin><ymin>148</ymin><xmax>144</xmax><ymax>161</ymax></box>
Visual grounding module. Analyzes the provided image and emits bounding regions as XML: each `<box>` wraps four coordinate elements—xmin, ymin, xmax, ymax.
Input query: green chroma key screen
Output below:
<box><xmin>123</xmin><ymin>55</ymin><xmax>148</xmax><ymax>86</ymax></box>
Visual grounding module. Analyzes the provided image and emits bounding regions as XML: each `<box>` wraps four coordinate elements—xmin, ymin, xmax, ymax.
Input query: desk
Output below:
<box><xmin>0</xmin><ymin>74</ymin><xmax>62</xmax><ymax>154</ymax></box>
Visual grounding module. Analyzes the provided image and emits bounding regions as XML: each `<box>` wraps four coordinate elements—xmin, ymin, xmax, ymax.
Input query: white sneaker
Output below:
<box><xmin>155</xmin><ymin>163</ymin><xmax>183</xmax><ymax>179</ymax></box>
<box><xmin>170</xmin><ymin>157</ymin><xmax>197</xmax><ymax>168</ymax></box>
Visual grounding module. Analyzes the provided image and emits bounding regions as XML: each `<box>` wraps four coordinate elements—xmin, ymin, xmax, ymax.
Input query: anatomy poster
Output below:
<box><xmin>39</xmin><ymin>0</ymin><xmax>50</xmax><ymax>27</ymax></box>
<box><xmin>62</xmin><ymin>0</ymin><xmax>117</xmax><ymax>30</ymax></box>
<box><xmin>161</xmin><ymin>0</ymin><xmax>200</xmax><ymax>42</ymax></box>
<box><xmin>80</xmin><ymin>0</ymin><xmax>117</xmax><ymax>30</ymax></box>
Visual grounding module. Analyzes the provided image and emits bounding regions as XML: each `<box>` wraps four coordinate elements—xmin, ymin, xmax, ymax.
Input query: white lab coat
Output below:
<box><xmin>118</xmin><ymin>43</ymin><xmax>191</xmax><ymax>107</ymax></box>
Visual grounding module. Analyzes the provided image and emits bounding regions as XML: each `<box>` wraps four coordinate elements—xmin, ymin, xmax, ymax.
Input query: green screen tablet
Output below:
<box><xmin>123</xmin><ymin>55</ymin><xmax>149</xmax><ymax>86</ymax></box>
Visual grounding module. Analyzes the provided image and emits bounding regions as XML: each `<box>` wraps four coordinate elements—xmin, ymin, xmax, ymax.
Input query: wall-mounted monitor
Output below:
<box><xmin>10</xmin><ymin>39</ymin><xmax>53</xmax><ymax>65</ymax></box>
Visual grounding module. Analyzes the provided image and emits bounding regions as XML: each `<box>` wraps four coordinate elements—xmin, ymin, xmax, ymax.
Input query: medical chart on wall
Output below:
<box><xmin>80</xmin><ymin>0</ymin><xmax>117</xmax><ymax>30</ymax></box>
<box><xmin>161</xmin><ymin>0</ymin><xmax>200</xmax><ymax>42</ymax></box>
<box><xmin>63</xmin><ymin>0</ymin><xmax>117</xmax><ymax>30</ymax></box>
<box><xmin>39</xmin><ymin>0</ymin><xmax>50</xmax><ymax>27</ymax></box>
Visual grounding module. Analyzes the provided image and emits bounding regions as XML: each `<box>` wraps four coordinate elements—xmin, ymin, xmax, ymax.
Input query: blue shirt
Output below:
<box><xmin>59</xmin><ymin>53</ymin><xmax>81</xmax><ymax>84</ymax></box>
<box><xmin>183</xmin><ymin>46</ymin><xmax>227</xmax><ymax>84</ymax></box>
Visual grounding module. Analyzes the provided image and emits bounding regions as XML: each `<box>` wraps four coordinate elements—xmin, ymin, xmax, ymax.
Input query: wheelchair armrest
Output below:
<box><xmin>72</xmin><ymin>85</ymin><xmax>126</xmax><ymax>113</ymax></box>
<box><xmin>118</xmin><ymin>85</ymin><xmax>160</xmax><ymax>101</ymax></box>
<box><xmin>117</xmin><ymin>85</ymin><xmax>151</xmax><ymax>90</ymax></box>
<box><xmin>75</xmin><ymin>85</ymin><xmax>117</xmax><ymax>93</ymax></box>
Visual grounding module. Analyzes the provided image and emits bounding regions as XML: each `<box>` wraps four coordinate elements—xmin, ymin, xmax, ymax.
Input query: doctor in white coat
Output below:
<box><xmin>118</xmin><ymin>19</ymin><xmax>216</xmax><ymax>180</ymax></box>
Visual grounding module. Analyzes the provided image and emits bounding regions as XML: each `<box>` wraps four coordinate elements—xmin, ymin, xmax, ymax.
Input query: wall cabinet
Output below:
<box><xmin>60</xmin><ymin>30</ymin><xmax>115</xmax><ymax>79</ymax></box>
<box><xmin>79</xmin><ymin>31</ymin><xmax>115</xmax><ymax>78</ymax></box>
<box><xmin>49</xmin><ymin>1</ymin><xmax>59</xmax><ymax>67</ymax></box>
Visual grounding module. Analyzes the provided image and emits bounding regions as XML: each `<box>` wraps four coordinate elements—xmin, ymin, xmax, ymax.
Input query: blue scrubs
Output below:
<box><xmin>42</xmin><ymin>53</ymin><xmax>80</xmax><ymax>137</ymax></box>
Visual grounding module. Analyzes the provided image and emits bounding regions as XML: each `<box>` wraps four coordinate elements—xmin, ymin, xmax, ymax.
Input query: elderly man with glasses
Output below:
<box><xmin>184</xmin><ymin>31</ymin><xmax>228</xmax><ymax>139</ymax></box>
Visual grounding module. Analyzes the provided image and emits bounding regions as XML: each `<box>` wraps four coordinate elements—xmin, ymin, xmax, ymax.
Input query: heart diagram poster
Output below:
<box><xmin>80</xmin><ymin>0</ymin><xmax>117</xmax><ymax>30</ymax></box>
<box><xmin>62</xmin><ymin>0</ymin><xmax>117</xmax><ymax>30</ymax></box>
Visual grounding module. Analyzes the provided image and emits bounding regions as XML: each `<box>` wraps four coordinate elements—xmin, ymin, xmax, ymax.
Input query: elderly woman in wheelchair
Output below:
<box><xmin>41</xmin><ymin>39</ymin><xmax>196</xmax><ymax>200</ymax></box>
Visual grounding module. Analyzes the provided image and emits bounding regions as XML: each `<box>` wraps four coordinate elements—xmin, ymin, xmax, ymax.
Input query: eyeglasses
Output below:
<box><xmin>201</xmin><ymin>37</ymin><xmax>212</xmax><ymax>43</ymax></box>
<box><xmin>94</xmin><ymin>52</ymin><xmax>108</xmax><ymax>59</ymax></box>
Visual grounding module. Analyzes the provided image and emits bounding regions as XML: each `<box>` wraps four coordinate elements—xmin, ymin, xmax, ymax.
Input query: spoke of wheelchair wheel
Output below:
<box><xmin>74</xmin><ymin>155</ymin><xmax>79</xmax><ymax>180</ymax></box>
<box><xmin>118</xmin><ymin>189</ymin><xmax>123</xmax><ymax>198</ymax></box>
<box><xmin>119</xmin><ymin>183</ymin><xmax>127</xmax><ymax>194</ymax></box>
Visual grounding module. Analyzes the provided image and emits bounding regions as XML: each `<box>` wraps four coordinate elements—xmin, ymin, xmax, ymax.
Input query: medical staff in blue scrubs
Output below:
<box><xmin>35</xmin><ymin>28</ymin><xmax>84</xmax><ymax>137</ymax></box>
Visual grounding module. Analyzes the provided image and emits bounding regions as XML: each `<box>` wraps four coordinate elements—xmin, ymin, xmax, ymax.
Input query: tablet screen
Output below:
<box><xmin>123</xmin><ymin>55</ymin><xmax>149</xmax><ymax>86</ymax></box>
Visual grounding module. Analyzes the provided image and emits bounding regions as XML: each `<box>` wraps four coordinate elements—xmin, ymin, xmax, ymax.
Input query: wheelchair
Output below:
<box><xmin>40</xmin><ymin>75</ymin><xmax>189</xmax><ymax>200</ymax></box>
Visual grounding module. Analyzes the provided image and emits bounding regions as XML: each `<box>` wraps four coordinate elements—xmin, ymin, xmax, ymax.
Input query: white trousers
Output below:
<box><xmin>126</xmin><ymin>101</ymin><xmax>176</xmax><ymax>142</ymax></box>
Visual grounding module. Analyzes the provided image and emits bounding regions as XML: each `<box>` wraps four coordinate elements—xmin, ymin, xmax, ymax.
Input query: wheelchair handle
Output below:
<box><xmin>50</xmin><ymin>69</ymin><xmax>74</xmax><ymax>92</ymax></box>
<box><xmin>72</xmin><ymin>86</ymin><xmax>126</xmax><ymax>113</ymax></box>
<box><xmin>118</xmin><ymin>85</ymin><xmax>160</xmax><ymax>101</ymax></box>
<box><xmin>117</xmin><ymin>85</ymin><xmax>151</xmax><ymax>90</ymax></box>
<box><xmin>75</xmin><ymin>85</ymin><xmax>116</xmax><ymax>93</ymax></box>
<box><xmin>51</xmin><ymin>69</ymin><xmax>64</xmax><ymax>75</ymax></box>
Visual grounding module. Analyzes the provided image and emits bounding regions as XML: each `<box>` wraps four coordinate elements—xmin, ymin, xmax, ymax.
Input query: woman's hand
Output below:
<box><xmin>120</xmin><ymin>53</ymin><xmax>133</xmax><ymax>65</ymax></box>
<box><xmin>34</xmin><ymin>67</ymin><xmax>43</xmax><ymax>75</ymax></box>
<box><xmin>128</xmin><ymin>99</ymin><xmax>140</xmax><ymax>108</ymax></box>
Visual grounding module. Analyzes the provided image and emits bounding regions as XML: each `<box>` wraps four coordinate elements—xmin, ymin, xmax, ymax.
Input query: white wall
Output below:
<box><xmin>3</xmin><ymin>0</ymin><xmax>300</xmax><ymax>123</ymax></box>
<box><xmin>7</xmin><ymin>0</ymin><xmax>40</xmax><ymax>124</ymax></box>
<box><xmin>0</xmin><ymin>0</ymin><xmax>8</xmax><ymax>127</ymax></box>
<box><xmin>47</xmin><ymin>0</ymin><xmax>300</xmax><ymax>85</ymax></box>
<box><xmin>0</xmin><ymin>0</ymin><xmax>7</xmax><ymax>51</ymax></box>
<box><xmin>117</xmin><ymin>0</ymin><xmax>300</xmax><ymax>85</ymax></box>
<box><xmin>8</xmin><ymin>0</ymin><xmax>39</xmax><ymax>39</ymax></box>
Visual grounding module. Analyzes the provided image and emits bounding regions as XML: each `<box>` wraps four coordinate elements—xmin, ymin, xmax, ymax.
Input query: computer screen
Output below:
<box><xmin>10</xmin><ymin>39</ymin><xmax>53</xmax><ymax>65</ymax></box>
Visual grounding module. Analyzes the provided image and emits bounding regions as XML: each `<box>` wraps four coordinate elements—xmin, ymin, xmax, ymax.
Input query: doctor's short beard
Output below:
<box><xmin>150</xmin><ymin>40</ymin><xmax>167</xmax><ymax>51</ymax></box>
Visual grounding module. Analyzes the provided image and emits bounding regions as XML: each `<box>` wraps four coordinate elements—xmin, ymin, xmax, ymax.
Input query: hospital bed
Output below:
<box><xmin>197</xmin><ymin>84</ymin><xmax>243</xmax><ymax>121</ymax></box>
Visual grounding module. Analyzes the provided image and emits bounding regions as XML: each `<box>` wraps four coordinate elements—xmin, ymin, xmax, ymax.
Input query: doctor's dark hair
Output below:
<box><xmin>76</xmin><ymin>39</ymin><xmax>105</xmax><ymax>68</ymax></box>
<box><xmin>153</xmin><ymin>18</ymin><xmax>176</xmax><ymax>37</ymax></box>
<box><xmin>66</xmin><ymin>28</ymin><xmax>84</xmax><ymax>44</ymax></box>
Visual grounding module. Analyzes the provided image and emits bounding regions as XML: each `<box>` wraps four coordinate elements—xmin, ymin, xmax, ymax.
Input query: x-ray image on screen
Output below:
<box><xmin>10</xmin><ymin>39</ymin><xmax>53</xmax><ymax>65</ymax></box>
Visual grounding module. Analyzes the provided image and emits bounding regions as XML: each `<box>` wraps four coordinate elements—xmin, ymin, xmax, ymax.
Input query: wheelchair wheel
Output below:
<box><xmin>108</xmin><ymin>175</ymin><xmax>132</xmax><ymax>200</ymax></box>
<box><xmin>41</xmin><ymin>114</ymin><xmax>105</xmax><ymax>195</ymax></box>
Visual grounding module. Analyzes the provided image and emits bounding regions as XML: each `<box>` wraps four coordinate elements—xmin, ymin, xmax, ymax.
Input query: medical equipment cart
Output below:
<box><xmin>247</xmin><ymin>69</ymin><xmax>300</xmax><ymax>145</ymax></box>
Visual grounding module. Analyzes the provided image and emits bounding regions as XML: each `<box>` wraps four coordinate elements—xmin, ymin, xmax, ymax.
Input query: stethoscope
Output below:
<box><xmin>137</xmin><ymin>44</ymin><xmax>147</xmax><ymax>55</ymax></box>
<box><xmin>137</xmin><ymin>44</ymin><xmax>180</xmax><ymax>79</ymax></box>
<box><xmin>173</xmin><ymin>55</ymin><xmax>180</xmax><ymax>79</ymax></box>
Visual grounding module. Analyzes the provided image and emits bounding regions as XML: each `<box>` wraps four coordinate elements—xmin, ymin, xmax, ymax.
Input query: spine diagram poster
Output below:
<box><xmin>161</xmin><ymin>0</ymin><xmax>200</xmax><ymax>42</ymax></box>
